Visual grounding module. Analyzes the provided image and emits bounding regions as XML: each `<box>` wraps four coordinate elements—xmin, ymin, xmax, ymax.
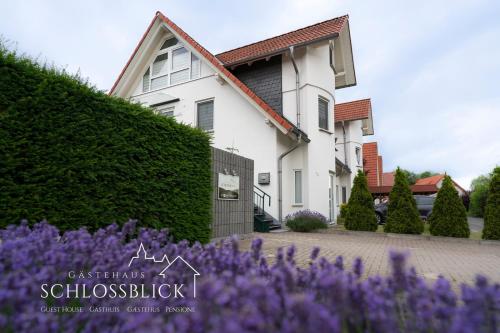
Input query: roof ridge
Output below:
<box><xmin>215</xmin><ymin>15</ymin><xmax>348</xmax><ymax>57</ymax></box>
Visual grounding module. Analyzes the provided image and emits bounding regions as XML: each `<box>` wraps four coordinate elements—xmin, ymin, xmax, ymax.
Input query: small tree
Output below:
<box><xmin>482</xmin><ymin>167</ymin><xmax>500</xmax><ymax>240</ymax></box>
<box><xmin>345</xmin><ymin>170</ymin><xmax>378</xmax><ymax>231</ymax></box>
<box><xmin>384</xmin><ymin>168</ymin><xmax>423</xmax><ymax>234</ymax></box>
<box><xmin>429</xmin><ymin>175</ymin><xmax>470</xmax><ymax>238</ymax></box>
<box><xmin>469</xmin><ymin>174</ymin><xmax>491</xmax><ymax>217</ymax></box>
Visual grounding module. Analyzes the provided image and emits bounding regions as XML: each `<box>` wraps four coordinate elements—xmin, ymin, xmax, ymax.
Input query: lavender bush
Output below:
<box><xmin>1</xmin><ymin>221</ymin><xmax>499</xmax><ymax>333</ymax></box>
<box><xmin>285</xmin><ymin>210</ymin><xmax>328</xmax><ymax>232</ymax></box>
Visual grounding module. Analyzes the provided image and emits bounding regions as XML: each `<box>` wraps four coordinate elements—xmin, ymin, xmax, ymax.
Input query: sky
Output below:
<box><xmin>1</xmin><ymin>0</ymin><xmax>499</xmax><ymax>189</ymax></box>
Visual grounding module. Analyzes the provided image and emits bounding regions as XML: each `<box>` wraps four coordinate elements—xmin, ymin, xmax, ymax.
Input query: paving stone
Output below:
<box><xmin>239</xmin><ymin>231</ymin><xmax>500</xmax><ymax>286</ymax></box>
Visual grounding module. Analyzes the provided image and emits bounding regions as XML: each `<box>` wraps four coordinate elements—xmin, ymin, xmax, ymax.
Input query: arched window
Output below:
<box><xmin>142</xmin><ymin>36</ymin><xmax>201</xmax><ymax>93</ymax></box>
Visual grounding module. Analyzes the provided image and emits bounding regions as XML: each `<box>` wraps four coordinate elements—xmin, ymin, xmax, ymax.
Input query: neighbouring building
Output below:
<box><xmin>110</xmin><ymin>11</ymin><xmax>376</xmax><ymax>225</ymax></box>
<box><xmin>362</xmin><ymin>142</ymin><xmax>383</xmax><ymax>187</ymax></box>
<box><xmin>335</xmin><ymin>99</ymin><xmax>374</xmax><ymax>206</ymax></box>
<box><xmin>370</xmin><ymin>172</ymin><xmax>468</xmax><ymax>198</ymax></box>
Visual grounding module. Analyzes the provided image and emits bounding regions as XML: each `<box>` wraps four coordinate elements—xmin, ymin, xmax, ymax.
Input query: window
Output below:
<box><xmin>341</xmin><ymin>186</ymin><xmax>347</xmax><ymax>203</ymax></box>
<box><xmin>191</xmin><ymin>54</ymin><xmax>200</xmax><ymax>80</ymax></box>
<box><xmin>152</xmin><ymin>53</ymin><xmax>169</xmax><ymax>76</ymax></box>
<box><xmin>336</xmin><ymin>185</ymin><xmax>339</xmax><ymax>206</ymax></box>
<box><xmin>160</xmin><ymin>37</ymin><xmax>178</xmax><ymax>50</ymax></box>
<box><xmin>197</xmin><ymin>100</ymin><xmax>214</xmax><ymax>131</ymax></box>
<box><xmin>142</xmin><ymin>38</ymin><xmax>201</xmax><ymax>93</ymax></box>
<box><xmin>355</xmin><ymin>147</ymin><xmax>361</xmax><ymax>165</ymax></box>
<box><xmin>318</xmin><ymin>97</ymin><xmax>329</xmax><ymax>130</ymax></box>
<box><xmin>294</xmin><ymin>170</ymin><xmax>303</xmax><ymax>204</ymax></box>
<box><xmin>156</xmin><ymin>105</ymin><xmax>175</xmax><ymax>117</ymax></box>
<box><xmin>142</xmin><ymin>68</ymin><xmax>150</xmax><ymax>92</ymax></box>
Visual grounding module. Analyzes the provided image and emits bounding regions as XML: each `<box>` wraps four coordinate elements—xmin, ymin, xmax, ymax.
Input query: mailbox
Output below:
<box><xmin>258</xmin><ymin>172</ymin><xmax>270</xmax><ymax>185</ymax></box>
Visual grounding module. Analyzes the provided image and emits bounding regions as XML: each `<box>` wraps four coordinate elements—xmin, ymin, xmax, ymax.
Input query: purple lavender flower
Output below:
<box><xmin>0</xmin><ymin>222</ymin><xmax>499</xmax><ymax>332</ymax></box>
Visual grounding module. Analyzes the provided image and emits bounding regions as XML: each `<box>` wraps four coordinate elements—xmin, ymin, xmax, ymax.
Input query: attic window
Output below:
<box><xmin>152</xmin><ymin>53</ymin><xmax>169</xmax><ymax>76</ymax></box>
<box><xmin>142</xmin><ymin>40</ymin><xmax>201</xmax><ymax>93</ymax></box>
<box><xmin>160</xmin><ymin>37</ymin><xmax>178</xmax><ymax>50</ymax></box>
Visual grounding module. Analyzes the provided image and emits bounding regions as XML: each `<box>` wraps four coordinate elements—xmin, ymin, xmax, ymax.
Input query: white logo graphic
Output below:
<box><xmin>128</xmin><ymin>243</ymin><xmax>200</xmax><ymax>298</ymax></box>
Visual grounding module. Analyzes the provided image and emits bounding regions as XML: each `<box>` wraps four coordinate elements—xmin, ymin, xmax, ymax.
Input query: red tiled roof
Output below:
<box><xmin>369</xmin><ymin>184</ymin><xmax>439</xmax><ymax>195</ymax></box>
<box><xmin>110</xmin><ymin>12</ymin><xmax>294</xmax><ymax>132</ymax></box>
<box><xmin>415</xmin><ymin>174</ymin><xmax>445</xmax><ymax>186</ymax></box>
<box><xmin>335</xmin><ymin>98</ymin><xmax>371</xmax><ymax>123</ymax></box>
<box><xmin>363</xmin><ymin>142</ymin><xmax>380</xmax><ymax>187</ymax></box>
<box><xmin>377</xmin><ymin>156</ymin><xmax>383</xmax><ymax>186</ymax></box>
<box><xmin>216</xmin><ymin>15</ymin><xmax>348</xmax><ymax>66</ymax></box>
<box><xmin>381</xmin><ymin>172</ymin><xmax>395</xmax><ymax>186</ymax></box>
<box><xmin>415</xmin><ymin>174</ymin><xmax>467</xmax><ymax>193</ymax></box>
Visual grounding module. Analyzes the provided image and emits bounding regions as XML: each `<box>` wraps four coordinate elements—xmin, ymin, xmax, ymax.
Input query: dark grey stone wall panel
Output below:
<box><xmin>211</xmin><ymin>148</ymin><xmax>254</xmax><ymax>239</ymax></box>
<box><xmin>232</xmin><ymin>56</ymin><xmax>283</xmax><ymax>114</ymax></box>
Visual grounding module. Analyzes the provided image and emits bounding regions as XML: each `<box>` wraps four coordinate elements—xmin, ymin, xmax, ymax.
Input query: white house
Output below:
<box><xmin>110</xmin><ymin>11</ymin><xmax>375</xmax><ymax>225</ymax></box>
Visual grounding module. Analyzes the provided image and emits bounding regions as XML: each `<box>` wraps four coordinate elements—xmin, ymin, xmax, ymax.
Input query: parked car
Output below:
<box><xmin>374</xmin><ymin>195</ymin><xmax>435</xmax><ymax>225</ymax></box>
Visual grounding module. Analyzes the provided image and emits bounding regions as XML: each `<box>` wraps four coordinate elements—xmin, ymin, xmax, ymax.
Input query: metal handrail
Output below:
<box><xmin>254</xmin><ymin>185</ymin><xmax>271</xmax><ymax>216</ymax></box>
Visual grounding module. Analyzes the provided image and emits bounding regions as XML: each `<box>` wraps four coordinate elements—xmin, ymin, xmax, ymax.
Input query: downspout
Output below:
<box><xmin>342</xmin><ymin>121</ymin><xmax>348</xmax><ymax>172</ymax></box>
<box><xmin>277</xmin><ymin>46</ymin><xmax>302</xmax><ymax>225</ymax></box>
<box><xmin>289</xmin><ymin>46</ymin><xmax>300</xmax><ymax>129</ymax></box>
<box><xmin>278</xmin><ymin>134</ymin><xmax>302</xmax><ymax>224</ymax></box>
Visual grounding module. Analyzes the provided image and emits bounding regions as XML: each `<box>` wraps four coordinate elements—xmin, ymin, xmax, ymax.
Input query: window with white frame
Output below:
<box><xmin>197</xmin><ymin>100</ymin><xmax>214</xmax><ymax>131</ymax></box>
<box><xmin>341</xmin><ymin>186</ymin><xmax>347</xmax><ymax>203</ymax></box>
<box><xmin>142</xmin><ymin>37</ymin><xmax>201</xmax><ymax>93</ymax></box>
<box><xmin>294</xmin><ymin>170</ymin><xmax>303</xmax><ymax>204</ymax></box>
<box><xmin>156</xmin><ymin>105</ymin><xmax>175</xmax><ymax>117</ymax></box>
<box><xmin>318</xmin><ymin>97</ymin><xmax>329</xmax><ymax>130</ymax></box>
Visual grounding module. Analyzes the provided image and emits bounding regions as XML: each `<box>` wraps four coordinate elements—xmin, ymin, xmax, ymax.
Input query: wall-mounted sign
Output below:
<box><xmin>218</xmin><ymin>173</ymin><xmax>239</xmax><ymax>200</ymax></box>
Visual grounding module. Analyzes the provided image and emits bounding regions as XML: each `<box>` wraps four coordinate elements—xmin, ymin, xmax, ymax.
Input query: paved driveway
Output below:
<box><xmin>239</xmin><ymin>230</ymin><xmax>500</xmax><ymax>286</ymax></box>
<box><xmin>468</xmin><ymin>216</ymin><xmax>484</xmax><ymax>232</ymax></box>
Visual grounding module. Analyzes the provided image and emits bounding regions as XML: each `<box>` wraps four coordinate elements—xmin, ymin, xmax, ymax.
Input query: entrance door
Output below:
<box><xmin>329</xmin><ymin>174</ymin><xmax>335</xmax><ymax>221</ymax></box>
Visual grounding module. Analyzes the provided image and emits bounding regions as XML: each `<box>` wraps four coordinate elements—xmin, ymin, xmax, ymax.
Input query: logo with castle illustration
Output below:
<box><xmin>128</xmin><ymin>243</ymin><xmax>200</xmax><ymax>298</ymax></box>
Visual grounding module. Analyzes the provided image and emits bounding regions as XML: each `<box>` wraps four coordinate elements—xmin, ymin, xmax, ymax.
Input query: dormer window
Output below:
<box><xmin>142</xmin><ymin>37</ymin><xmax>201</xmax><ymax>93</ymax></box>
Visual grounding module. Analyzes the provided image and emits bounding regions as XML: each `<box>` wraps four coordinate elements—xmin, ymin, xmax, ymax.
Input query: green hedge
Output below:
<box><xmin>0</xmin><ymin>47</ymin><xmax>212</xmax><ymax>243</ymax></box>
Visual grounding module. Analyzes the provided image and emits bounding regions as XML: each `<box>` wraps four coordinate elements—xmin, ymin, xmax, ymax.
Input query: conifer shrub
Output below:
<box><xmin>384</xmin><ymin>168</ymin><xmax>424</xmax><ymax>234</ymax></box>
<box><xmin>428</xmin><ymin>175</ymin><xmax>470</xmax><ymax>238</ymax></box>
<box><xmin>344</xmin><ymin>170</ymin><xmax>377</xmax><ymax>231</ymax></box>
<box><xmin>0</xmin><ymin>46</ymin><xmax>212</xmax><ymax>242</ymax></box>
<box><xmin>482</xmin><ymin>167</ymin><xmax>500</xmax><ymax>240</ymax></box>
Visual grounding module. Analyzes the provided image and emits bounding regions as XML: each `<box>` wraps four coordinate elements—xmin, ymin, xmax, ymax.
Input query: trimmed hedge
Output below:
<box><xmin>384</xmin><ymin>168</ymin><xmax>424</xmax><ymax>234</ymax></box>
<box><xmin>483</xmin><ymin>167</ymin><xmax>500</xmax><ymax>240</ymax></box>
<box><xmin>344</xmin><ymin>170</ymin><xmax>378</xmax><ymax>231</ymax></box>
<box><xmin>0</xmin><ymin>47</ymin><xmax>212</xmax><ymax>243</ymax></box>
<box><xmin>429</xmin><ymin>175</ymin><xmax>470</xmax><ymax>238</ymax></box>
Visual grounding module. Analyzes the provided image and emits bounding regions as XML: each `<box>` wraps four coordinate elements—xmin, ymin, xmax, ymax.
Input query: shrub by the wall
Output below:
<box><xmin>285</xmin><ymin>210</ymin><xmax>328</xmax><ymax>232</ymax></box>
<box><xmin>384</xmin><ymin>168</ymin><xmax>424</xmax><ymax>234</ymax></box>
<box><xmin>429</xmin><ymin>175</ymin><xmax>470</xmax><ymax>238</ymax></box>
<box><xmin>0</xmin><ymin>47</ymin><xmax>212</xmax><ymax>243</ymax></box>
<box><xmin>344</xmin><ymin>170</ymin><xmax>377</xmax><ymax>231</ymax></box>
<box><xmin>483</xmin><ymin>167</ymin><xmax>500</xmax><ymax>240</ymax></box>
<box><xmin>335</xmin><ymin>204</ymin><xmax>348</xmax><ymax>225</ymax></box>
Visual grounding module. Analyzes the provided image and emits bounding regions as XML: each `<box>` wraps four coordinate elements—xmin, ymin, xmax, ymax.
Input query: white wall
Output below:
<box><xmin>280</xmin><ymin>41</ymin><xmax>337</xmax><ymax>220</ymax></box>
